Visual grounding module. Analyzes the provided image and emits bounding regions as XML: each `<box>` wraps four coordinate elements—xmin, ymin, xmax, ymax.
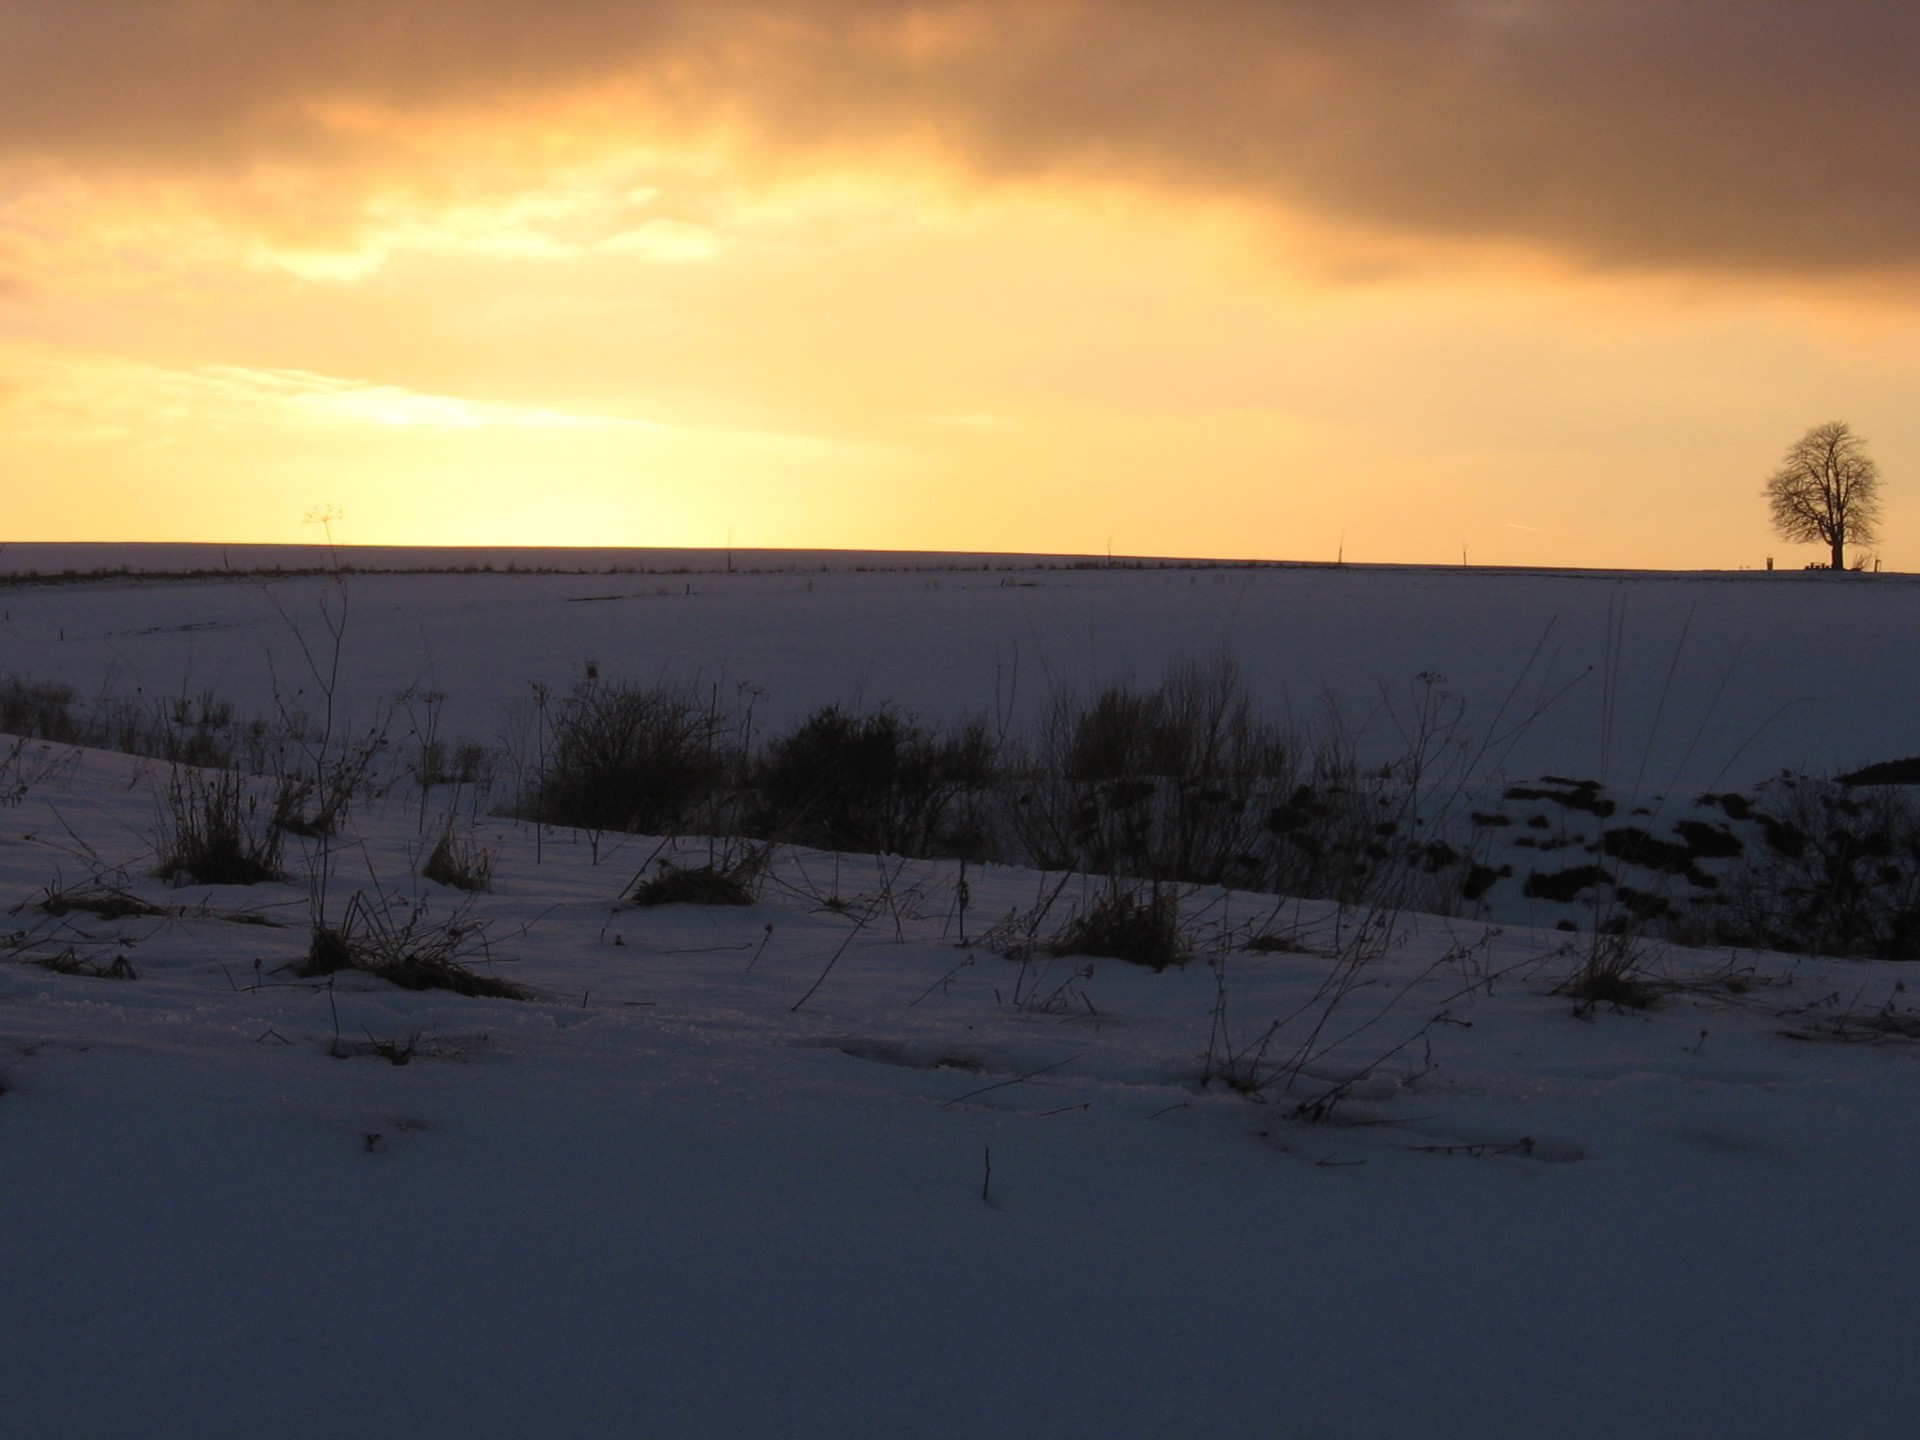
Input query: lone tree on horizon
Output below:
<box><xmin>1765</xmin><ymin>420</ymin><xmax>1883</xmax><ymax>570</ymax></box>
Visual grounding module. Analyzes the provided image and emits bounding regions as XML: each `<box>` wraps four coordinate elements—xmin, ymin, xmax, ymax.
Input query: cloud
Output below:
<box><xmin>0</xmin><ymin>351</ymin><xmax>652</xmax><ymax>438</ymax></box>
<box><xmin>2</xmin><ymin>1</ymin><xmax>1917</xmax><ymax>278</ymax></box>
<box><xmin>195</xmin><ymin>365</ymin><xmax>648</xmax><ymax>429</ymax></box>
<box><xmin>598</xmin><ymin>218</ymin><xmax>721</xmax><ymax>262</ymax></box>
<box><xmin>242</xmin><ymin>179</ymin><xmax>722</xmax><ymax>277</ymax></box>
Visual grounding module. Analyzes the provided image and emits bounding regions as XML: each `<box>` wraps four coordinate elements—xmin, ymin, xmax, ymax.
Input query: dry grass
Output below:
<box><xmin>1049</xmin><ymin>882</ymin><xmax>1185</xmax><ymax>971</ymax></box>
<box><xmin>155</xmin><ymin>767</ymin><xmax>283</xmax><ymax>886</ymax></box>
<box><xmin>627</xmin><ymin>861</ymin><xmax>756</xmax><ymax>908</ymax></box>
<box><xmin>25</xmin><ymin>882</ymin><xmax>171</xmax><ymax>922</ymax></box>
<box><xmin>420</xmin><ymin>825</ymin><xmax>493</xmax><ymax>892</ymax></box>
<box><xmin>20</xmin><ymin>946</ymin><xmax>138</xmax><ymax>980</ymax></box>
<box><xmin>297</xmin><ymin>890</ymin><xmax>523</xmax><ymax>999</ymax></box>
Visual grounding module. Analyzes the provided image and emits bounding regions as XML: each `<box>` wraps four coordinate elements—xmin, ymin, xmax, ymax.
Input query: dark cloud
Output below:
<box><xmin>4</xmin><ymin>0</ymin><xmax>1917</xmax><ymax>275</ymax></box>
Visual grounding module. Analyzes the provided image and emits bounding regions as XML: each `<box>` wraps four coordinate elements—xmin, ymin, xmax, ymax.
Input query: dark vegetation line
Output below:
<box><xmin>6</xmin><ymin>552</ymin><xmax>1910</xmax><ymax>590</ymax></box>
<box><xmin>7</xmin><ymin>661</ymin><xmax>1920</xmax><ymax>962</ymax></box>
<box><xmin>0</xmin><ymin>556</ymin><xmax>1291</xmax><ymax>589</ymax></box>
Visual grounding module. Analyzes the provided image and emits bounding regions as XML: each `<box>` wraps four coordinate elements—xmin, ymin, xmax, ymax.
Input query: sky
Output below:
<box><xmin>3</xmin><ymin>0</ymin><xmax>1918</xmax><ymax>569</ymax></box>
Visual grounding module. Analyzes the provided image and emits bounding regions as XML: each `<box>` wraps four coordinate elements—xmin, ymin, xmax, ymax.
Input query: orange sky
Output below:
<box><xmin>4</xmin><ymin>1</ymin><xmax>1918</xmax><ymax>568</ymax></box>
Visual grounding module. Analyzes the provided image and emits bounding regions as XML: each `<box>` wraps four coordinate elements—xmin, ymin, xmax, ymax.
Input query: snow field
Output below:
<box><xmin>5</xmin><ymin>556</ymin><xmax>1920</xmax><ymax>1437</ymax></box>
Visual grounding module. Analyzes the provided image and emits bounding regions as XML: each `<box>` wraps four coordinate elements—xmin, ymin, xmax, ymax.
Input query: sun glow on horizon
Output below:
<box><xmin>4</xmin><ymin>3</ymin><xmax>1919</xmax><ymax>569</ymax></box>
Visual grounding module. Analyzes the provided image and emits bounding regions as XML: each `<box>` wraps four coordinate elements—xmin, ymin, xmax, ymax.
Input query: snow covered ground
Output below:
<box><xmin>5</xmin><ymin>551</ymin><xmax>1920</xmax><ymax>1438</ymax></box>
<box><xmin>3</xmin><ymin>544</ymin><xmax>1917</xmax><ymax>791</ymax></box>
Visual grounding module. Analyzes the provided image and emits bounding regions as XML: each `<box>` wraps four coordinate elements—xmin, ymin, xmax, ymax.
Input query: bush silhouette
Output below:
<box><xmin>535</xmin><ymin>677</ymin><xmax>735</xmax><ymax>836</ymax></box>
<box><xmin>755</xmin><ymin>705</ymin><xmax>994</xmax><ymax>856</ymax></box>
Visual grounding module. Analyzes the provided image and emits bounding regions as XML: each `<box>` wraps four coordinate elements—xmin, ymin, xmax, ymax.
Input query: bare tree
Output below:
<box><xmin>1765</xmin><ymin>421</ymin><xmax>1883</xmax><ymax>570</ymax></box>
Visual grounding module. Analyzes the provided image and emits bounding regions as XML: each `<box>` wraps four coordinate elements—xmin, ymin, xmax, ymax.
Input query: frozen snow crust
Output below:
<box><xmin>4</xmin><ymin>551</ymin><xmax>1920</xmax><ymax>1438</ymax></box>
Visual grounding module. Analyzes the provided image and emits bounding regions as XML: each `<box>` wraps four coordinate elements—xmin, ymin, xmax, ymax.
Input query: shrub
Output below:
<box><xmin>0</xmin><ymin>674</ymin><xmax>249</xmax><ymax>769</ymax></box>
<box><xmin>1</xmin><ymin>735</ymin><xmax>30</xmax><ymax>806</ymax></box>
<box><xmin>417</xmin><ymin>737</ymin><xmax>497</xmax><ymax>788</ymax></box>
<box><xmin>159</xmin><ymin>691</ymin><xmax>239</xmax><ymax>768</ymax></box>
<box><xmin>1012</xmin><ymin>658</ymin><xmax>1333</xmax><ymax>890</ymax></box>
<box><xmin>1694</xmin><ymin>777</ymin><xmax>1920</xmax><ymax>959</ymax></box>
<box><xmin>534</xmin><ymin>677</ymin><xmax>736</xmax><ymax>835</ymax></box>
<box><xmin>0</xmin><ymin>675</ymin><xmax>82</xmax><ymax>741</ymax></box>
<box><xmin>754</xmin><ymin>705</ymin><xmax>996</xmax><ymax>856</ymax></box>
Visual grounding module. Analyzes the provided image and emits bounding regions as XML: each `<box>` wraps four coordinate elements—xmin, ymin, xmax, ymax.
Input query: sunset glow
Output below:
<box><xmin>4</xmin><ymin>1</ymin><xmax>1918</xmax><ymax>568</ymax></box>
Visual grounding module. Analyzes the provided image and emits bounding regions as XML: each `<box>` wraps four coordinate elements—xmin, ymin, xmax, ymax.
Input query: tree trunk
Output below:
<box><xmin>1831</xmin><ymin>536</ymin><xmax>1846</xmax><ymax>570</ymax></box>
